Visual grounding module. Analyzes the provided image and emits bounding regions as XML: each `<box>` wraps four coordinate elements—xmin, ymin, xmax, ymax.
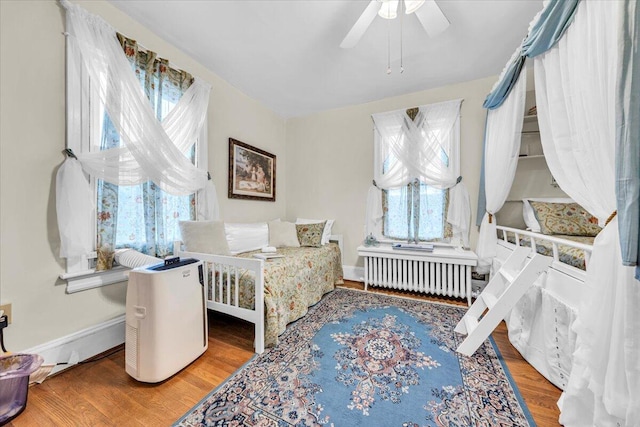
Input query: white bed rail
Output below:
<box><xmin>173</xmin><ymin>243</ymin><xmax>265</xmax><ymax>354</ymax></box>
<box><xmin>496</xmin><ymin>225</ymin><xmax>593</xmax><ymax>280</ymax></box>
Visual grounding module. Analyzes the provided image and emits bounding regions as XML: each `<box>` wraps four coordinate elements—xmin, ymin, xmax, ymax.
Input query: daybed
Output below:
<box><xmin>174</xmin><ymin>219</ymin><xmax>343</xmax><ymax>354</ymax></box>
<box><xmin>493</xmin><ymin>199</ymin><xmax>597</xmax><ymax>390</ymax></box>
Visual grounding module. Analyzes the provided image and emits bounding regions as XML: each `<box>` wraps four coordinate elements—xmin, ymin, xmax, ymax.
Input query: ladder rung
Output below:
<box><xmin>463</xmin><ymin>315</ymin><xmax>478</xmax><ymax>335</ymax></box>
<box><xmin>481</xmin><ymin>292</ymin><xmax>498</xmax><ymax>310</ymax></box>
<box><xmin>499</xmin><ymin>268</ymin><xmax>516</xmax><ymax>283</ymax></box>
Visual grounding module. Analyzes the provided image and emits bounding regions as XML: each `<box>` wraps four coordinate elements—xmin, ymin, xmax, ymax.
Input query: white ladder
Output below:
<box><xmin>454</xmin><ymin>246</ymin><xmax>552</xmax><ymax>356</ymax></box>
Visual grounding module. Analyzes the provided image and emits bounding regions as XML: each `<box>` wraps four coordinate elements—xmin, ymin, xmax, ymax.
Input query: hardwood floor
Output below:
<box><xmin>10</xmin><ymin>281</ymin><xmax>561</xmax><ymax>426</ymax></box>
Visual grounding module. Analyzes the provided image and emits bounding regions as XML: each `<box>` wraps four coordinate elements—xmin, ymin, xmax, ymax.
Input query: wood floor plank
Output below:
<box><xmin>9</xmin><ymin>281</ymin><xmax>561</xmax><ymax>426</ymax></box>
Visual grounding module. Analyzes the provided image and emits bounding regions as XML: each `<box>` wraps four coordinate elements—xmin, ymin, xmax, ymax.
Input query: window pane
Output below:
<box><xmin>383</xmin><ymin>186</ymin><xmax>410</xmax><ymax>240</ymax></box>
<box><xmin>382</xmin><ymin>183</ymin><xmax>446</xmax><ymax>241</ymax></box>
<box><xmin>417</xmin><ymin>184</ymin><xmax>446</xmax><ymax>241</ymax></box>
<box><xmin>97</xmin><ymin>112</ymin><xmax>195</xmax><ymax>257</ymax></box>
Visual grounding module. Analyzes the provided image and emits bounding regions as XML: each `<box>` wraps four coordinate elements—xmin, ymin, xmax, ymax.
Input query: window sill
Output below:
<box><xmin>61</xmin><ymin>266</ymin><xmax>130</xmax><ymax>294</ymax></box>
<box><xmin>377</xmin><ymin>238</ymin><xmax>455</xmax><ymax>247</ymax></box>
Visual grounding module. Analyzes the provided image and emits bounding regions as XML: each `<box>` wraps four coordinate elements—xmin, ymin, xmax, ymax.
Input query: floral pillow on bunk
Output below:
<box><xmin>529</xmin><ymin>201</ymin><xmax>602</xmax><ymax>236</ymax></box>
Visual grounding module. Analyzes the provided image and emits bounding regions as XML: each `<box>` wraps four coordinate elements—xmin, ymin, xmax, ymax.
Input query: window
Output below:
<box><xmin>371</xmin><ymin>101</ymin><xmax>462</xmax><ymax>243</ymax></box>
<box><xmin>383</xmin><ymin>181</ymin><xmax>450</xmax><ymax>242</ymax></box>
<box><xmin>96</xmin><ymin>36</ymin><xmax>196</xmax><ymax>258</ymax></box>
<box><xmin>64</xmin><ymin>33</ymin><xmax>207</xmax><ymax>290</ymax></box>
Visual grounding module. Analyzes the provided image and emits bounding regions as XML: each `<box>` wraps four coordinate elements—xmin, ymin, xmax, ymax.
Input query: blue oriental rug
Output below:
<box><xmin>175</xmin><ymin>288</ymin><xmax>535</xmax><ymax>426</ymax></box>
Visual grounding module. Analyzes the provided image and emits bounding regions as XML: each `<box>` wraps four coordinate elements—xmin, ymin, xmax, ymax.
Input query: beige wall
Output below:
<box><xmin>0</xmin><ymin>0</ymin><xmax>286</xmax><ymax>351</ymax></box>
<box><xmin>0</xmin><ymin>0</ymin><xmax>541</xmax><ymax>352</ymax></box>
<box><xmin>286</xmin><ymin>77</ymin><xmax>497</xmax><ymax>267</ymax></box>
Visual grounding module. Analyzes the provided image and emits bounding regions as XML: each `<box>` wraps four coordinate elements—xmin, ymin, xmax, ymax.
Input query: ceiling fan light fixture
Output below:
<box><xmin>404</xmin><ymin>0</ymin><xmax>425</xmax><ymax>15</ymax></box>
<box><xmin>378</xmin><ymin>0</ymin><xmax>399</xmax><ymax>20</ymax></box>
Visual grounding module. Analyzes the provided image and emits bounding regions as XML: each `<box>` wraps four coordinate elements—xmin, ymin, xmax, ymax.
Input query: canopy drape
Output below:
<box><xmin>475</xmin><ymin>70</ymin><xmax>526</xmax><ymax>273</ymax></box>
<box><xmin>616</xmin><ymin>0</ymin><xmax>640</xmax><ymax>280</ymax></box>
<box><xmin>476</xmin><ymin>0</ymin><xmax>582</xmax><ymax>229</ymax></box>
<box><xmin>533</xmin><ymin>1</ymin><xmax>640</xmax><ymax>424</ymax></box>
<box><xmin>482</xmin><ymin>0</ymin><xmax>581</xmax><ymax>110</ymax></box>
<box><xmin>476</xmin><ymin>67</ymin><xmax>527</xmax><ymax>273</ymax></box>
<box><xmin>477</xmin><ymin>0</ymin><xmax>639</xmax><ymax>423</ymax></box>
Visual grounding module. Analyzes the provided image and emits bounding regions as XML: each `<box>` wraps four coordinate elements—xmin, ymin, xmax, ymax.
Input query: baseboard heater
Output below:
<box><xmin>358</xmin><ymin>245</ymin><xmax>478</xmax><ymax>305</ymax></box>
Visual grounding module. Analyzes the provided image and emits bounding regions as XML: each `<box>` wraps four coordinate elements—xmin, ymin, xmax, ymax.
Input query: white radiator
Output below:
<box><xmin>358</xmin><ymin>246</ymin><xmax>478</xmax><ymax>305</ymax></box>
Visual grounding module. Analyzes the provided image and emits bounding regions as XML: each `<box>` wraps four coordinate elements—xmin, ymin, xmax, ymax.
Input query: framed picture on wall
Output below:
<box><xmin>228</xmin><ymin>138</ymin><xmax>276</xmax><ymax>201</ymax></box>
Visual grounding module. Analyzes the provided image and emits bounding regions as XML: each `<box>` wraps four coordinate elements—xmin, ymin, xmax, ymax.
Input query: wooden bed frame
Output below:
<box><xmin>174</xmin><ymin>235</ymin><xmax>343</xmax><ymax>354</ymax></box>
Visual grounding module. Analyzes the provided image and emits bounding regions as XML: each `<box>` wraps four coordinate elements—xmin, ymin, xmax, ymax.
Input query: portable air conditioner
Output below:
<box><xmin>125</xmin><ymin>258</ymin><xmax>208</xmax><ymax>383</ymax></box>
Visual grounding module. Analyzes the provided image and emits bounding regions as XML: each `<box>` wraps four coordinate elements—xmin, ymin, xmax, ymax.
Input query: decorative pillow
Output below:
<box><xmin>296</xmin><ymin>221</ymin><xmax>326</xmax><ymax>247</ymax></box>
<box><xmin>268</xmin><ymin>221</ymin><xmax>300</xmax><ymax>248</ymax></box>
<box><xmin>179</xmin><ymin>220</ymin><xmax>231</xmax><ymax>255</ymax></box>
<box><xmin>529</xmin><ymin>201</ymin><xmax>602</xmax><ymax>236</ymax></box>
<box><xmin>295</xmin><ymin>218</ymin><xmax>334</xmax><ymax>245</ymax></box>
<box><xmin>224</xmin><ymin>222</ymin><xmax>269</xmax><ymax>255</ymax></box>
<box><xmin>522</xmin><ymin>198</ymin><xmax>574</xmax><ymax>232</ymax></box>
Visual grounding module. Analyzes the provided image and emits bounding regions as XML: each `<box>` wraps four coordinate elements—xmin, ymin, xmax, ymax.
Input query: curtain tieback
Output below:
<box><xmin>605</xmin><ymin>210</ymin><xmax>617</xmax><ymax>227</ymax></box>
<box><xmin>488</xmin><ymin>213</ymin><xmax>493</xmax><ymax>224</ymax></box>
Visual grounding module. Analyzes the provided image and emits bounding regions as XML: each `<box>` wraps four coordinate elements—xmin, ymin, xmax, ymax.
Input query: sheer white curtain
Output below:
<box><xmin>475</xmin><ymin>68</ymin><xmax>526</xmax><ymax>273</ymax></box>
<box><xmin>57</xmin><ymin>159</ymin><xmax>94</xmax><ymax>259</ymax></box>
<box><xmin>534</xmin><ymin>2</ymin><xmax>639</xmax><ymax>424</ymax></box>
<box><xmin>62</xmin><ymin>0</ymin><xmax>209</xmax><ymax>194</ymax></box>
<box><xmin>373</xmin><ymin>100</ymin><xmax>462</xmax><ymax>189</ymax></box>
<box><xmin>367</xmin><ymin>99</ymin><xmax>470</xmax><ymax>245</ymax></box>
<box><xmin>57</xmin><ymin>0</ymin><xmax>217</xmax><ymax>258</ymax></box>
<box><xmin>75</xmin><ymin>79</ymin><xmax>211</xmax><ymax>188</ymax></box>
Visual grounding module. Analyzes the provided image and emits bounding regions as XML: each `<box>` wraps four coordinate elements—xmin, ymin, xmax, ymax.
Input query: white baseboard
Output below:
<box><xmin>24</xmin><ymin>315</ymin><xmax>125</xmax><ymax>375</ymax></box>
<box><xmin>23</xmin><ymin>266</ymin><xmax>362</xmax><ymax>378</ymax></box>
<box><xmin>342</xmin><ymin>265</ymin><xmax>364</xmax><ymax>282</ymax></box>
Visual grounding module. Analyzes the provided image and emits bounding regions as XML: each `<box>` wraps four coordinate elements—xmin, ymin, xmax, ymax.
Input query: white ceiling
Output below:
<box><xmin>109</xmin><ymin>0</ymin><xmax>542</xmax><ymax>119</ymax></box>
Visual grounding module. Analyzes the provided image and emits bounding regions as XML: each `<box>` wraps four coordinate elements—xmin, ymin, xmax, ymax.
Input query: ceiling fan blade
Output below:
<box><xmin>340</xmin><ymin>0</ymin><xmax>380</xmax><ymax>49</ymax></box>
<box><xmin>414</xmin><ymin>0</ymin><xmax>450</xmax><ymax>38</ymax></box>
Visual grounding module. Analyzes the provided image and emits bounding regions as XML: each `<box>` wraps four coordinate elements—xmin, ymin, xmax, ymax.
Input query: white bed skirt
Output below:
<box><xmin>494</xmin><ymin>245</ymin><xmax>593</xmax><ymax>390</ymax></box>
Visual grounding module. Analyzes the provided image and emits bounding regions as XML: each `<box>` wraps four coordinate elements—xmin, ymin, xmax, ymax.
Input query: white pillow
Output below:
<box><xmin>179</xmin><ymin>220</ymin><xmax>231</xmax><ymax>256</ymax></box>
<box><xmin>295</xmin><ymin>218</ymin><xmax>334</xmax><ymax>245</ymax></box>
<box><xmin>224</xmin><ymin>222</ymin><xmax>269</xmax><ymax>255</ymax></box>
<box><xmin>522</xmin><ymin>198</ymin><xmax>574</xmax><ymax>232</ymax></box>
<box><xmin>268</xmin><ymin>221</ymin><xmax>300</xmax><ymax>248</ymax></box>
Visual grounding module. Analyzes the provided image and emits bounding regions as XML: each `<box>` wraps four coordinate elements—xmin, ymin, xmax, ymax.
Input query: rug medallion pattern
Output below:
<box><xmin>176</xmin><ymin>288</ymin><xmax>534</xmax><ymax>426</ymax></box>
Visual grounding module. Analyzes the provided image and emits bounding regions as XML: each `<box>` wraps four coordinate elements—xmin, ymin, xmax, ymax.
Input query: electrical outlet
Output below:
<box><xmin>0</xmin><ymin>303</ymin><xmax>11</xmax><ymax>324</ymax></box>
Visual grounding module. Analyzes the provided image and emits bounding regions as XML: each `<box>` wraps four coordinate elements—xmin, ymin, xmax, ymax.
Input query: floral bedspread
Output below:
<box><xmin>209</xmin><ymin>243</ymin><xmax>343</xmax><ymax>347</ymax></box>
<box><xmin>504</xmin><ymin>232</ymin><xmax>593</xmax><ymax>270</ymax></box>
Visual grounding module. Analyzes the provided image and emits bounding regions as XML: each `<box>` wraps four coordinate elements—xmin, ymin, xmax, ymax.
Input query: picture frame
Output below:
<box><xmin>228</xmin><ymin>138</ymin><xmax>276</xmax><ymax>201</ymax></box>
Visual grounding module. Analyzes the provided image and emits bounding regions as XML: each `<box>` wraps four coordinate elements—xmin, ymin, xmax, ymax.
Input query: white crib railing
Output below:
<box><xmin>358</xmin><ymin>245</ymin><xmax>478</xmax><ymax>305</ymax></box>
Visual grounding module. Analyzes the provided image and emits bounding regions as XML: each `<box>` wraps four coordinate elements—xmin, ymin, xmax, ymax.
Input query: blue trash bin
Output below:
<box><xmin>0</xmin><ymin>354</ymin><xmax>44</xmax><ymax>424</ymax></box>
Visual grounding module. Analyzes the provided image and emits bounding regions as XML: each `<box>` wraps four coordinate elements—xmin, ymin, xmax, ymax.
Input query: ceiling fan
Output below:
<box><xmin>340</xmin><ymin>0</ymin><xmax>450</xmax><ymax>49</ymax></box>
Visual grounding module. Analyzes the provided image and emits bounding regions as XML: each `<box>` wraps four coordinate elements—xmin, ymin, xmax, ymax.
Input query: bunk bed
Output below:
<box><xmin>493</xmin><ymin>200</ymin><xmax>598</xmax><ymax>390</ymax></box>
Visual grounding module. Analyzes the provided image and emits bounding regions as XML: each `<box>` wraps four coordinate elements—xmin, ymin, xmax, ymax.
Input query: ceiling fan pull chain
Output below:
<box><xmin>387</xmin><ymin>18</ymin><xmax>392</xmax><ymax>75</ymax></box>
<box><xmin>400</xmin><ymin>0</ymin><xmax>404</xmax><ymax>73</ymax></box>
